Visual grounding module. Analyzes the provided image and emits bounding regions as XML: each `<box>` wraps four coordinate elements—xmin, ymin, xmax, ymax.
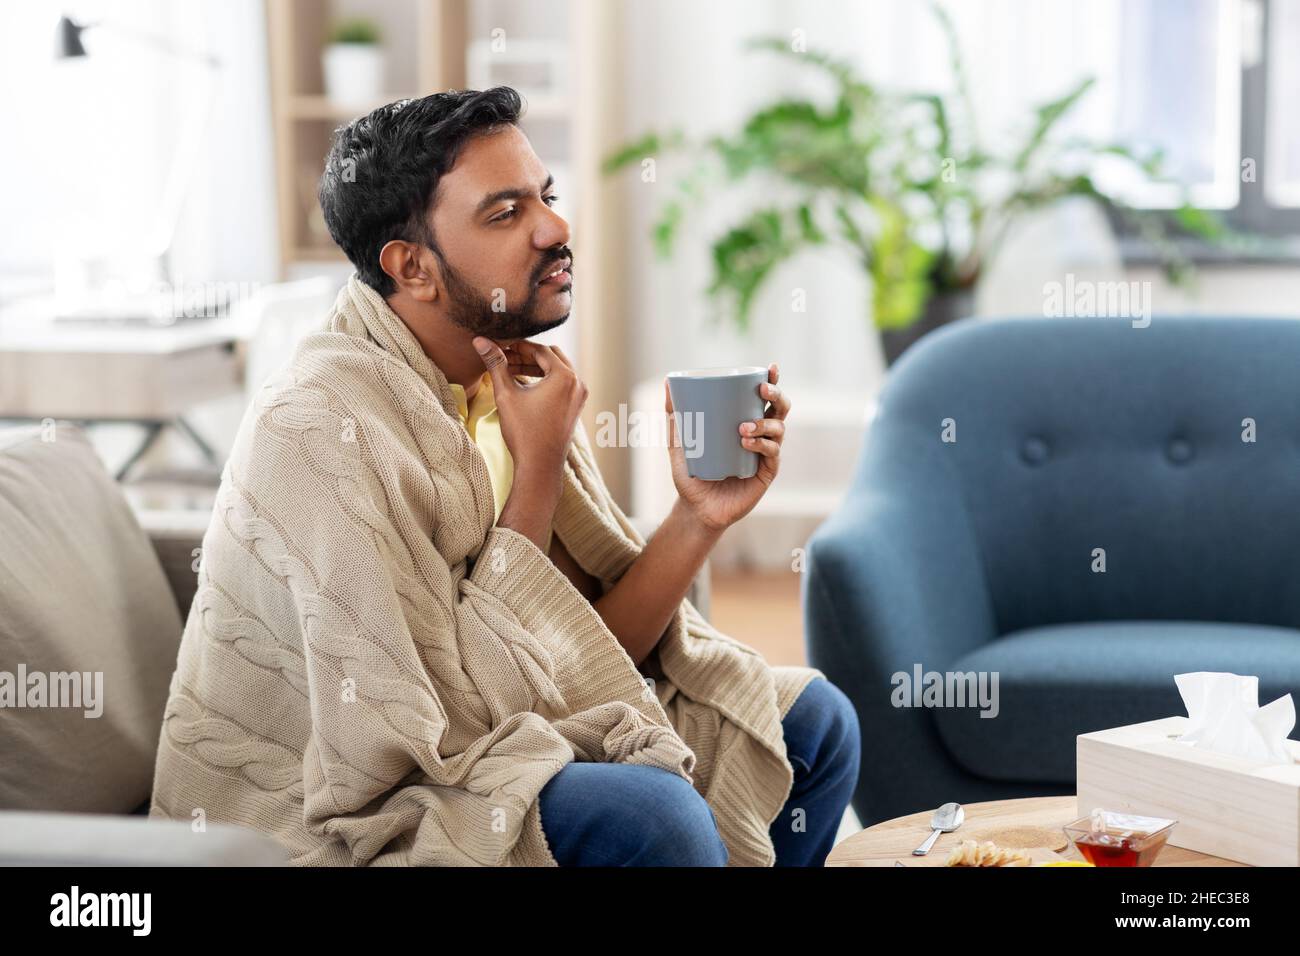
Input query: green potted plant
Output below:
<box><xmin>605</xmin><ymin>4</ymin><xmax>1223</xmax><ymax>364</ymax></box>
<box><xmin>323</xmin><ymin>17</ymin><xmax>384</xmax><ymax>109</ymax></box>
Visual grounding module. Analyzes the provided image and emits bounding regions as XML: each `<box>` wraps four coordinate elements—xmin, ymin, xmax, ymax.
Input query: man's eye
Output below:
<box><xmin>492</xmin><ymin>196</ymin><xmax>557</xmax><ymax>222</ymax></box>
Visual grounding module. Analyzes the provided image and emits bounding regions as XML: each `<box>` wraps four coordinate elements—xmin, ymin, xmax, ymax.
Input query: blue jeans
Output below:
<box><xmin>537</xmin><ymin>677</ymin><xmax>861</xmax><ymax>866</ymax></box>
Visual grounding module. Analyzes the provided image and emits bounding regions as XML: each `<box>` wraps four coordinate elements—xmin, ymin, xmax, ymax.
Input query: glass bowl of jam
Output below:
<box><xmin>1062</xmin><ymin>809</ymin><xmax>1177</xmax><ymax>867</ymax></box>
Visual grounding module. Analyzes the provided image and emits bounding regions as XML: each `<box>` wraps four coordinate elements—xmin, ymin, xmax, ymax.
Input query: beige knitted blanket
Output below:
<box><xmin>149</xmin><ymin>274</ymin><xmax>823</xmax><ymax>866</ymax></box>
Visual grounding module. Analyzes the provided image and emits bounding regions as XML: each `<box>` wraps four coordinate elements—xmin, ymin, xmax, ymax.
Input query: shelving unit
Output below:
<box><xmin>265</xmin><ymin>0</ymin><xmax>468</xmax><ymax>273</ymax></box>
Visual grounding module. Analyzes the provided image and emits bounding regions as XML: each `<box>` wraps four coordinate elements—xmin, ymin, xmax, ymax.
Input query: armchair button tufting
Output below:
<box><xmin>1166</xmin><ymin>437</ymin><xmax>1194</xmax><ymax>464</ymax></box>
<box><xmin>1020</xmin><ymin>436</ymin><xmax>1050</xmax><ymax>465</ymax></box>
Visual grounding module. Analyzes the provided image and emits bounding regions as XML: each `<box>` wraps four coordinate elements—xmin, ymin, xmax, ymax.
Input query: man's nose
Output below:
<box><xmin>534</xmin><ymin>204</ymin><xmax>570</xmax><ymax>250</ymax></box>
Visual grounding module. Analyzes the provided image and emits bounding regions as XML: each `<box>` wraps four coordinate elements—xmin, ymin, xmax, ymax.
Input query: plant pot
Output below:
<box><xmin>879</xmin><ymin>289</ymin><xmax>974</xmax><ymax>366</ymax></box>
<box><xmin>322</xmin><ymin>43</ymin><xmax>385</xmax><ymax>108</ymax></box>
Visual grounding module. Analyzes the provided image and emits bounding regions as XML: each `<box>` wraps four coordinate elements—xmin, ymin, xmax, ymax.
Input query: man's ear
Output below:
<box><xmin>378</xmin><ymin>239</ymin><xmax>441</xmax><ymax>303</ymax></box>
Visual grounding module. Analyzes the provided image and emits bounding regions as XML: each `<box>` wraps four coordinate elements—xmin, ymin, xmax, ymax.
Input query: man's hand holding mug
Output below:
<box><xmin>664</xmin><ymin>363</ymin><xmax>789</xmax><ymax>534</ymax></box>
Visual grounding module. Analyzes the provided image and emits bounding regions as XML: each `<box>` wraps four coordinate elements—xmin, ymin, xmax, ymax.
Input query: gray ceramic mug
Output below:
<box><xmin>666</xmin><ymin>366</ymin><xmax>768</xmax><ymax>480</ymax></box>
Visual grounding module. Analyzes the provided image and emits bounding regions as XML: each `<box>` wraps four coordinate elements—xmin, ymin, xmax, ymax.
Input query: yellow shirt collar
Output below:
<box><xmin>448</xmin><ymin>371</ymin><xmax>495</xmax><ymax>427</ymax></box>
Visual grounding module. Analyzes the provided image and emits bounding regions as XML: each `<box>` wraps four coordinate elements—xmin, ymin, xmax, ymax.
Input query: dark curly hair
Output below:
<box><xmin>318</xmin><ymin>87</ymin><xmax>524</xmax><ymax>296</ymax></box>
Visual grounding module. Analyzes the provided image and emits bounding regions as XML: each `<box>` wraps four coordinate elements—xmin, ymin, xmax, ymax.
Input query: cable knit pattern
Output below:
<box><xmin>149</xmin><ymin>274</ymin><xmax>824</xmax><ymax>866</ymax></box>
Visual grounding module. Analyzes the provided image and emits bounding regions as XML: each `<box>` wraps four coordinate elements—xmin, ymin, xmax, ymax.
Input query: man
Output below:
<box><xmin>149</xmin><ymin>87</ymin><xmax>859</xmax><ymax>867</ymax></box>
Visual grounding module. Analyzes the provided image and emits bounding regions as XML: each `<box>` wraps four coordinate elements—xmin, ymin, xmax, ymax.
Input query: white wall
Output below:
<box><xmin>0</xmin><ymin>1</ymin><xmax>278</xmax><ymax>291</ymax></box>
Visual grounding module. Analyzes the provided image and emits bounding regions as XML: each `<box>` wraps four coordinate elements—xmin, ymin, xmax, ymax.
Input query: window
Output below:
<box><xmin>1106</xmin><ymin>0</ymin><xmax>1300</xmax><ymax>248</ymax></box>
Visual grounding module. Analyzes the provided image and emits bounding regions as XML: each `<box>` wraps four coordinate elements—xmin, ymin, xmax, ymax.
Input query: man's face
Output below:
<box><xmin>427</xmin><ymin>125</ymin><xmax>573</xmax><ymax>341</ymax></box>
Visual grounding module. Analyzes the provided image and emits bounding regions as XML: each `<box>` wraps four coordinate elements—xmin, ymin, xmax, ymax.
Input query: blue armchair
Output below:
<box><xmin>804</xmin><ymin>316</ymin><xmax>1300</xmax><ymax>827</ymax></box>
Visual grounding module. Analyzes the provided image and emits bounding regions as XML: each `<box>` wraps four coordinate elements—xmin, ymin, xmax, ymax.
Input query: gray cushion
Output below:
<box><xmin>0</xmin><ymin>424</ymin><xmax>183</xmax><ymax>812</ymax></box>
<box><xmin>0</xmin><ymin>811</ymin><xmax>288</xmax><ymax>865</ymax></box>
<box><xmin>934</xmin><ymin>620</ymin><xmax>1300</xmax><ymax>783</ymax></box>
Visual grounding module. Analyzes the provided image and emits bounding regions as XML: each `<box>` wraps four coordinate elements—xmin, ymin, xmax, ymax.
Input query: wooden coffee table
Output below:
<box><xmin>825</xmin><ymin>796</ymin><xmax>1246</xmax><ymax>867</ymax></box>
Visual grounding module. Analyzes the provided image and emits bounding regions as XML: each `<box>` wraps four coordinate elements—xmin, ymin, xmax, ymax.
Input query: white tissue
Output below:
<box><xmin>1173</xmin><ymin>672</ymin><xmax>1296</xmax><ymax>764</ymax></box>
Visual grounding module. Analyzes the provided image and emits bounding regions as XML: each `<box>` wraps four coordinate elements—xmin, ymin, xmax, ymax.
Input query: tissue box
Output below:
<box><xmin>1077</xmin><ymin>716</ymin><xmax>1300</xmax><ymax>866</ymax></box>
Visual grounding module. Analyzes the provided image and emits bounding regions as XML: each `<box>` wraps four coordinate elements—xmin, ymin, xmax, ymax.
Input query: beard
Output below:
<box><xmin>439</xmin><ymin>246</ymin><xmax>573</xmax><ymax>341</ymax></box>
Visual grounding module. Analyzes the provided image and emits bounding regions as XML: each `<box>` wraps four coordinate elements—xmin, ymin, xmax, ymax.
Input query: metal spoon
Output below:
<box><xmin>912</xmin><ymin>802</ymin><xmax>964</xmax><ymax>856</ymax></box>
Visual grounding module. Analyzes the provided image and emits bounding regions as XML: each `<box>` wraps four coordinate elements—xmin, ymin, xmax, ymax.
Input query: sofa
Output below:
<box><xmin>804</xmin><ymin>315</ymin><xmax>1300</xmax><ymax>828</ymax></box>
<box><xmin>0</xmin><ymin>421</ymin><xmax>709</xmax><ymax>865</ymax></box>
